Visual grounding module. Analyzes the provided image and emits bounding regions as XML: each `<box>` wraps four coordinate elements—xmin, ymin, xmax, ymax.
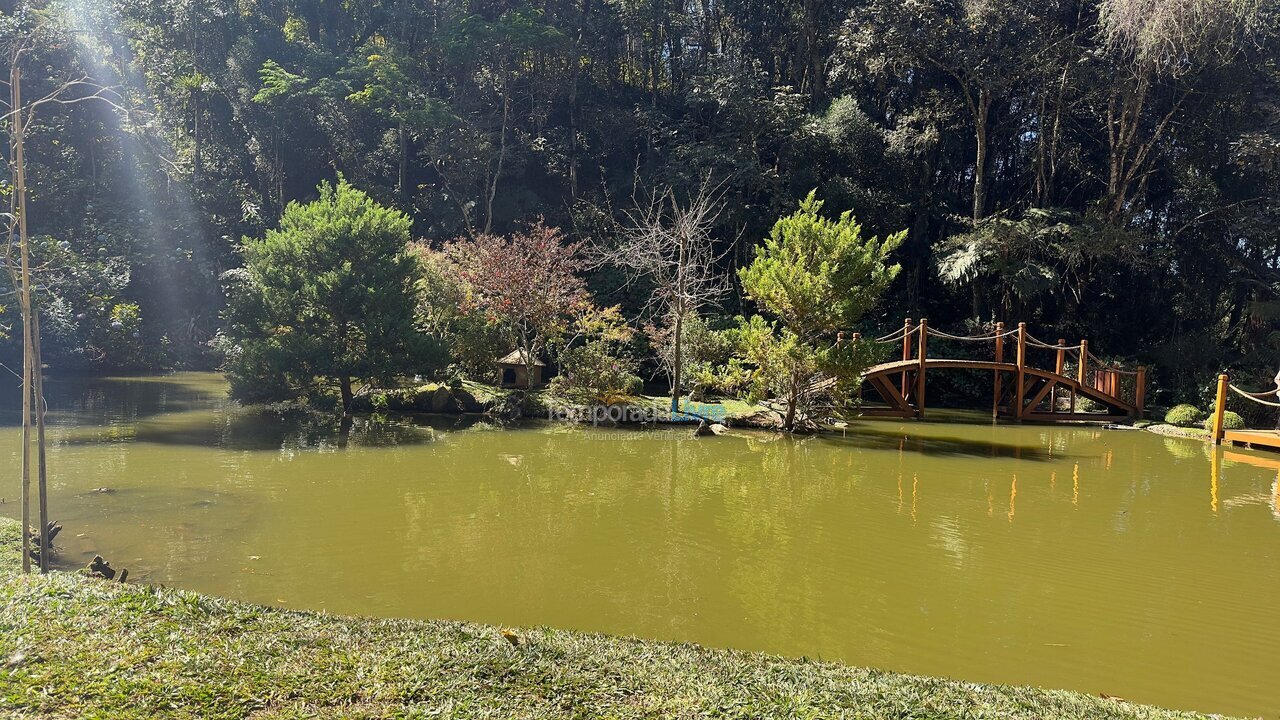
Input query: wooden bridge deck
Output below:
<box><xmin>822</xmin><ymin>320</ymin><xmax>1145</xmax><ymax>425</ymax></box>
<box><xmin>1222</xmin><ymin>429</ymin><xmax>1280</xmax><ymax>451</ymax></box>
<box><xmin>859</xmin><ymin>358</ymin><xmax>1138</xmax><ymax>420</ymax></box>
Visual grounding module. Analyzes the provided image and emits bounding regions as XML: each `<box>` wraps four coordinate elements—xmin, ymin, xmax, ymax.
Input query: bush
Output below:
<box><xmin>549</xmin><ymin>341</ymin><xmax>642</xmax><ymax>402</ymax></box>
<box><xmin>1203</xmin><ymin>410</ymin><xmax>1246</xmax><ymax>431</ymax></box>
<box><xmin>1164</xmin><ymin>404</ymin><xmax>1205</xmax><ymax>427</ymax></box>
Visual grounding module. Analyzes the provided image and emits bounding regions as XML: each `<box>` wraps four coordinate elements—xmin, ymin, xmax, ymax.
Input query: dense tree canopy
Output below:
<box><xmin>3</xmin><ymin>0</ymin><xmax>1279</xmax><ymax>401</ymax></box>
<box><xmin>221</xmin><ymin>178</ymin><xmax>428</xmax><ymax>407</ymax></box>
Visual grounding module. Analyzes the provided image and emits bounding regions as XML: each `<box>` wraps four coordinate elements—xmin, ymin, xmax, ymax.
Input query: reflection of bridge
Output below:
<box><xmin>841</xmin><ymin>319</ymin><xmax>1146</xmax><ymax>423</ymax></box>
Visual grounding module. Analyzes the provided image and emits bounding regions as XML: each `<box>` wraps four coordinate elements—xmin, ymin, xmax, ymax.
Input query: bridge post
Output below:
<box><xmin>1078</xmin><ymin>340</ymin><xmax>1089</xmax><ymax>386</ymax></box>
<box><xmin>1136</xmin><ymin>365</ymin><xmax>1146</xmax><ymax>418</ymax></box>
<box><xmin>1015</xmin><ymin>323</ymin><xmax>1027</xmax><ymax>421</ymax></box>
<box><xmin>901</xmin><ymin>318</ymin><xmax>913</xmax><ymax>400</ymax></box>
<box><xmin>1211</xmin><ymin>373</ymin><xmax>1228</xmax><ymax>445</ymax></box>
<box><xmin>1054</xmin><ymin>339</ymin><xmax>1066</xmax><ymax>415</ymax></box>
<box><xmin>993</xmin><ymin>322</ymin><xmax>1005</xmax><ymax>419</ymax></box>
<box><xmin>916</xmin><ymin>319</ymin><xmax>928</xmax><ymax>418</ymax></box>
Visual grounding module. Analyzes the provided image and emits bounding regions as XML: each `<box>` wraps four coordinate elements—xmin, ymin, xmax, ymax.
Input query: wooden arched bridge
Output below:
<box><xmin>835</xmin><ymin>319</ymin><xmax>1147</xmax><ymax>423</ymax></box>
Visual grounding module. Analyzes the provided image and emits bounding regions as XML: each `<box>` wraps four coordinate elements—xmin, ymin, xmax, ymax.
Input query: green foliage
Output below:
<box><xmin>1164</xmin><ymin>404</ymin><xmax>1207</xmax><ymax>428</ymax></box>
<box><xmin>221</xmin><ymin>178</ymin><xmax>437</xmax><ymax>407</ymax></box>
<box><xmin>739</xmin><ymin>191</ymin><xmax>904</xmax><ymax>339</ymax></box>
<box><xmin>549</xmin><ymin>341</ymin><xmax>643</xmax><ymax>402</ymax></box>
<box><xmin>410</xmin><ymin>244</ymin><xmax>507</xmax><ymax>379</ymax></box>
<box><xmin>734</xmin><ymin>193</ymin><xmax>903</xmax><ymax>428</ymax></box>
<box><xmin>1204</xmin><ymin>410</ymin><xmax>1246</xmax><ymax>431</ymax></box>
<box><xmin>938</xmin><ymin>209</ymin><xmax>1145</xmax><ymax>318</ymax></box>
<box><xmin>252</xmin><ymin>60</ymin><xmax>309</xmax><ymax>105</ymax></box>
<box><xmin>548</xmin><ymin>305</ymin><xmax>640</xmax><ymax>402</ymax></box>
<box><xmin>7</xmin><ymin>0</ymin><xmax>1280</xmax><ymax>403</ymax></box>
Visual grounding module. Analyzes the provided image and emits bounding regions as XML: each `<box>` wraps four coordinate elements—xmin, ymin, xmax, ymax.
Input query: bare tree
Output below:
<box><xmin>598</xmin><ymin>179</ymin><xmax>731</xmax><ymax>414</ymax></box>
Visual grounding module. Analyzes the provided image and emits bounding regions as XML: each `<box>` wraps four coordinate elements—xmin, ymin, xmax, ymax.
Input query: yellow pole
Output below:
<box><xmin>1212</xmin><ymin>373</ymin><xmax>1229</xmax><ymax>445</ymax></box>
<box><xmin>1015</xmin><ymin>322</ymin><xmax>1026</xmax><ymax>421</ymax></box>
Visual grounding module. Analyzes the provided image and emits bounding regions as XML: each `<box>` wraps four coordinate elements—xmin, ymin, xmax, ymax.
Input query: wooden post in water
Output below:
<box><xmin>1015</xmin><ymin>323</ymin><xmax>1027</xmax><ymax>421</ymax></box>
<box><xmin>993</xmin><ymin>322</ymin><xmax>1005</xmax><ymax>419</ymax></box>
<box><xmin>916</xmin><ymin>318</ymin><xmax>928</xmax><ymax>418</ymax></box>
<box><xmin>1211</xmin><ymin>373</ymin><xmax>1229</xmax><ymax>445</ymax></box>
<box><xmin>901</xmin><ymin>317</ymin><xmax>913</xmax><ymax>400</ymax></box>
<box><xmin>1136</xmin><ymin>365</ymin><xmax>1146</xmax><ymax>417</ymax></box>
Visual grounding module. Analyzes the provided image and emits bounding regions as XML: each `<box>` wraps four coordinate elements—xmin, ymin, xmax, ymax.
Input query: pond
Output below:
<box><xmin>1</xmin><ymin>372</ymin><xmax>1278</xmax><ymax>717</ymax></box>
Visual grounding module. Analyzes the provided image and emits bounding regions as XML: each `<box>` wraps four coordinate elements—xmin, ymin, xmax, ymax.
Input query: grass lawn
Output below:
<box><xmin>0</xmin><ymin>517</ymin><xmax>1224</xmax><ymax>719</ymax></box>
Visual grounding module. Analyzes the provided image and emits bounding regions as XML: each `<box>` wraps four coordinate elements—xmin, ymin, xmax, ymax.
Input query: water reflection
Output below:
<box><xmin>1215</xmin><ymin>449</ymin><xmax>1280</xmax><ymax>520</ymax></box>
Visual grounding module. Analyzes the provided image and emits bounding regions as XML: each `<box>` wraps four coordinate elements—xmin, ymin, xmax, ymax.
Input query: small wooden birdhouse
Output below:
<box><xmin>496</xmin><ymin>349</ymin><xmax>546</xmax><ymax>389</ymax></box>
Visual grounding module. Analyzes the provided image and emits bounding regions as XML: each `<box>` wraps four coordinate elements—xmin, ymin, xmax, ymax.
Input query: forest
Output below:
<box><xmin>2</xmin><ymin>0</ymin><xmax>1279</xmax><ymax>407</ymax></box>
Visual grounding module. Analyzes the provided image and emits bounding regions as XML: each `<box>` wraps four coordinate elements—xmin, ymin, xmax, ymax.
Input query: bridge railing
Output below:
<box><xmin>847</xmin><ymin>319</ymin><xmax>1146</xmax><ymax>419</ymax></box>
<box><xmin>1211</xmin><ymin>373</ymin><xmax>1280</xmax><ymax>444</ymax></box>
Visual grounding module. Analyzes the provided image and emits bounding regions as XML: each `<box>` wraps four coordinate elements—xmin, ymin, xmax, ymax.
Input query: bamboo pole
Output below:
<box><xmin>993</xmin><ymin>321</ymin><xmax>1004</xmax><ymax>419</ymax></box>
<box><xmin>32</xmin><ymin>306</ymin><xmax>48</xmax><ymax>572</ymax></box>
<box><xmin>10</xmin><ymin>56</ymin><xmax>32</xmax><ymax>574</ymax></box>
<box><xmin>1211</xmin><ymin>373</ymin><xmax>1228</xmax><ymax>445</ymax></box>
<box><xmin>1015</xmin><ymin>323</ymin><xmax>1026</xmax><ymax>421</ymax></box>
<box><xmin>916</xmin><ymin>318</ymin><xmax>928</xmax><ymax>418</ymax></box>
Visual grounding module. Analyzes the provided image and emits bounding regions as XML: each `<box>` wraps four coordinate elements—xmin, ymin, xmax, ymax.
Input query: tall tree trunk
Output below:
<box><xmin>485</xmin><ymin>70</ymin><xmax>510</xmax><ymax>235</ymax></box>
<box><xmin>670</xmin><ymin>231</ymin><xmax>688</xmax><ymax>413</ymax></box>
<box><xmin>398</xmin><ymin>118</ymin><xmax>409</xmax><ymax>201</ymax></box>
<box><xmin>339</xmin><ymin>376</ymin><xmax>354</xmax><ymax>412</ymax></box>
<box><xmin>671</xmin><ymin>309</ymin><xmax>683</xmax><ymax>413</ymax></box>
<box><xmin>193</xmin><ymin>97</ymin><xmax>203</xmax><ymax>178</ymax></box>
<box><xmin>972</xmin><ymin>89</ymin><xmax>991</xmax><ymax>221</ymax></box>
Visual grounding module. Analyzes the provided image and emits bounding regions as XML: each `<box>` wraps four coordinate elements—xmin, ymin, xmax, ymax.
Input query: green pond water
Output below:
<box><xmin>2</xmin><ymin>372</ymin><xmax>1279</xmax><ymax>718</ymax></box>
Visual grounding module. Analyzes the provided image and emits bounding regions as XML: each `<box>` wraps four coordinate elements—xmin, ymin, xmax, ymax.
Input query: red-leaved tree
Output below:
<box><xmin>446</xmin><ymin>222</ymin><xmax>589</xmax><ymax>388</ymax></box>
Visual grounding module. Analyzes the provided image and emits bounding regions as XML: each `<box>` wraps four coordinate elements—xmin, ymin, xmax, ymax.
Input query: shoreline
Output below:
<box><xmin>0</xmin><ymin>517</ymin><xmax>1233</xmax><ymax>719</ymax></box>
